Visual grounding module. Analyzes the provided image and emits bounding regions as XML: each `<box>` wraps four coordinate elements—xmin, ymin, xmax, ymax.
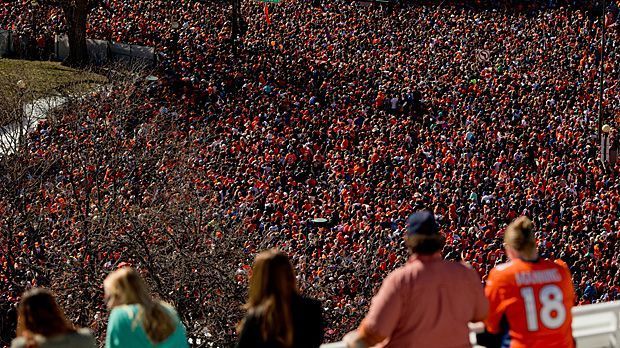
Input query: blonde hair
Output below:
<box><xmin>240</xmin><ymin>249</ymin><xmax>297</xmax><ymax>348</ymax></box>
<box><xmin>504</xmin><ymin>216</ymin><xmax>537</xmax><ymax>256</ymax></box>
<box><xmin>104</xmin><ymin>268</ymin><xmax>175</xmax><ymax>343</ymax></box>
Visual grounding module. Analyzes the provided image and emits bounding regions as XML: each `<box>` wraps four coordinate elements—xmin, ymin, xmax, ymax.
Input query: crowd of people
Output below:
<box><xmin>1</xmin><ymin>0</ymin><xmax>620</xmax><ymax>345</ymax></box>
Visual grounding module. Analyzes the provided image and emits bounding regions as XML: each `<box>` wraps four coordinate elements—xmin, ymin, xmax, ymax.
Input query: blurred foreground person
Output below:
<box><xmin>479</xmin><ymin>216</ymin><xmax>575</xmax><ymax>348</ymax></box>
<box><xmin>12</xmin><ymin>288</ymin><xmax>96</xmax><ymax>348</ymax></box>
<box><xmin>343</xmin><ymin>210</ymin><xmax>488</xmax><ymax>347</ymax></box>
<box><xmin>103</xmin><ymin>268</ymin><xmax>189</xmax><ymax>348</ymax></box>
<box><xmin>237</xmin><ymin>249</ymin><xmax>323</xmax><ymax>348</ymax></box>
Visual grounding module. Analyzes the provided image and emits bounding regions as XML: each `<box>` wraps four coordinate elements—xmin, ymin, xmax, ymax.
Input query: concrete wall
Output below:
<box><xmin>55</xmin><ymin>34</ymin><xmax>155</xmax><ymax>65</ymax></box>
<box><xmin>0</xmin><ymin>30</ymin><xmax>13</xmax><ymax>57</ymax></box>
<box><xmin>0</xmin><ymin>31</ymin><xmax>154</xmax><ymax>66</ymax></box>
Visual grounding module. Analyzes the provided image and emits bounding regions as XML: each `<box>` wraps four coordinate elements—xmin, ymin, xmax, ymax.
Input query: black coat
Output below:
<box><xmin>237</xmin><ymin>295</ymin><xmax>323</xmax><ymax>348</ymax></box>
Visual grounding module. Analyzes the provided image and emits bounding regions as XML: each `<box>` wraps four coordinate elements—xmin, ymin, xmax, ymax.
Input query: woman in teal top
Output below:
<box><xmin>104</xmin><ymin>268</ymin><xmax>189</xmax><ymax>348</ymax></box>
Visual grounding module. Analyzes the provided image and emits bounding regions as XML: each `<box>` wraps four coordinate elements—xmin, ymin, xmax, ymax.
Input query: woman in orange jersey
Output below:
<box><xmin>478</xmin><ymin>216</ymin><xmax>575</xmax><ymax>348</ymax></box>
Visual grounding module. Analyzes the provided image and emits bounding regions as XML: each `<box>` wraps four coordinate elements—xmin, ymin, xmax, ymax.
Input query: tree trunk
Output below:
<box><xmin>62</xmin><ymin>2</ymin><xmax>89</xmax><ymax>67</ymax></box>
<box><xmin>231</xmin><ymin>0</ymin><xmax>240</xmax><ymax>55</ymax></box>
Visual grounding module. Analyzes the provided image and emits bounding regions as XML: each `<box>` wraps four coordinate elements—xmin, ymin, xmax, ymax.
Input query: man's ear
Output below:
<box><xmin>403</xmin><ymin>235</ymin><xmax>413</xmax><ymax>247</ymax></box>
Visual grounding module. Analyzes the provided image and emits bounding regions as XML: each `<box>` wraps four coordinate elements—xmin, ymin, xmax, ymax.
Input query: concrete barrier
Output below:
<box><xmin>54</xmin><ymin>34</ymin><xmax>154</xmax><ymax>65</ymax></box>
<box><xmin>0</xmin><ymin>30</ymin><xmax>13</xmax><ymax>57</ymax></box>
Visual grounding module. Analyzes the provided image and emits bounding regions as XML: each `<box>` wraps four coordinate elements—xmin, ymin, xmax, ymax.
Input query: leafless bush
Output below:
<box><xmin>0</xmin><ymin>68</ymin><xmax>247</xmax><ymax>347</ymax></box>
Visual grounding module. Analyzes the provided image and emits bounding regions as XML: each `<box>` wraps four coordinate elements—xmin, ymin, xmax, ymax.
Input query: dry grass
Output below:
<box><xmin>0</xmin><ymin>59</ymin><xmax>107</xmax><ymax>127</ymax></box>
<box><xmin>0</xmin><ymin>58</ymin><xmax>106</xmax><ymax>101</ymax></box>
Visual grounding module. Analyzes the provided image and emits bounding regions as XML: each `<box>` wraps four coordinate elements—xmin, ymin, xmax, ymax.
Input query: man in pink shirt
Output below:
<box><xmin>343</xmin><ymin>211</ymin><xmax>488</xmax><ymax>348</ymax></box>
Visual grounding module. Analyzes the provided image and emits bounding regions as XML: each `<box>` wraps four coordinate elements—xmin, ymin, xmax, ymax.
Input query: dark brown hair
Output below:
<box><xmin>16</xmin><ymin>288</ymin><xmax>75</xmax><ymax>341</ymax></box>
<box><xmin>405</xmin><ymin>234</ymin><xmax>446</xmax><ymax>255</ymax></box>
<box><xmin>241</xmin><ymin>249</ymin><xmax>298</xmax><ymax>347</ymax></box>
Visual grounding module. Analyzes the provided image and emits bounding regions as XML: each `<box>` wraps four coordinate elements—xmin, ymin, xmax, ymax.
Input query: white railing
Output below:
<box><xmin>321</xmin><ymin>301</ymin><xmax>620</xmax><ymax>348</ymax></box>
<box><xmin>572</xmin><ymin>301</ymin><xmax>620</xmax><ymax>348</ymax></box>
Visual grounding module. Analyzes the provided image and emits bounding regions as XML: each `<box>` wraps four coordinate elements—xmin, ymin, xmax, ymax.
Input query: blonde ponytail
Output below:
<box><xmin>504</xmin><ymin>216</ymin><xmax>536</xmax><ymax>254</ymax></box>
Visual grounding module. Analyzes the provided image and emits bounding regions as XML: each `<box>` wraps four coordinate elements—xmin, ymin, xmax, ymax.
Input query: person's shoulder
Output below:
<box><xmin>110</xmin><ymin>304</ymin><xmax>139</xmax><ymax>322</ymax></box>
<box><xmin>301</xmin><ymin>296</ymin><xmax>321</xmax><ymax>308</ymax></box>
<box><xmin>10</xmin><ymin>337</ymin><xmax>27</xmax><ymax>348</ymax></box>
<box><xmin>544</xmin><ymin>258</ymin><xmax>573</xmax><ymax>280</ymax></box>
<box><xmin>112</xmin><ymin>303</ymin><xmax>139</xmax><ymax>311</ymax></box>
<box><xmin>75</xmin><ymin>328</ymin><xmax>95</xmax><ymax>337</ymax></box>
<box><xmin>438</xmin><ymin>260</ymin><xmax>486</xmax><ymax>284</ymax></box>
<box><xmin>491</xmin><ymin>261</ymin><xmax>515</xmax><ymax>273</ymax></box>
<box><xmin>299</xmin><ymin>295</ymin><xmax>321</xmax><ymax>309</ymax></box>
<box><xmin>395</xmin><ymin>259</ymin><xmax>429</xmax><ymax>275</ymax></box>
<box><xmin>69</xmin><ymin>329</ymin><xmax>97</xmax><ymax>347</ymax></box>
<box><xmin>549</xmin><ymin>258</ymin><xmax>570</xmax><ymax>271</ymax></box>
<box><xmin>383</xmin><ymin>263</ymin><xmax>416</xmax><ymax>286</ymax></box>
<box><xmin>160</xmin><ymin>302</ymin><xmax>178</xmax><ymax>316</ymax></box>
<box><xmin>391</xmin><ymin>258</ymin><xmax>452</xmax><ymax>281</ymax></box>
<box><xmin>487</xmin><ymin>261</ymin><xmax>517</xmax><ymax>284</ymax></box>
<box><xmin>441</xmin><ymin>259</ymin><xmax>475</xmax><ymax>271</ymax></box>
<box><xmin>534</xmin><ymin>258</ymin><xmax>569</xmax><ymax>272</ymax></box>
<box><xmin>159</xmin><ymin>301</ymin><xmax>184</xmax><ymax>324</ymax></box>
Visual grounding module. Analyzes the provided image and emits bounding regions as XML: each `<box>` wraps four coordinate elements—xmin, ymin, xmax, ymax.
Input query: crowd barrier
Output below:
<box><xmin>0</xmin><ymin>30</ymin><xmax>154</xmax><ymax>66</ymax></box>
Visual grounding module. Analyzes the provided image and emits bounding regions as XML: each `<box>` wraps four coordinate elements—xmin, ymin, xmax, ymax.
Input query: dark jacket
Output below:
<box><xmin>237</xmin><ymin>295</ymin><xmax>322</xmax><ymax>348</ymax></box>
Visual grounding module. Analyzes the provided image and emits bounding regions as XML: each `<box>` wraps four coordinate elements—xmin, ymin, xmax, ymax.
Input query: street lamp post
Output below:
<box><xmin>16</xmin><ymin>80</ymin><xmax>27</xmax><ymax>130</ymax></box>
<box><xmin>601</xmin><ymin>124</ymin><xmax>612</xmax><ymax>164</ymax></box>
<box><xmin>170</xmin><ymin>21</ymin><xmax>180</xmax><ymax>59</ymax></box>
<box><xmin>597</xmin><ymin>0</ymin><xmax>606</xmax><ymax>143</ymax></box>
<box><xmin>29</xmin><ymin>1</ymin><xmax>39</xmax><ymax>59</ymax></box>
<box><xmin>231</xmin><ymin>0</ymin><xmax>241</xmax><ymax>55</ymax></box>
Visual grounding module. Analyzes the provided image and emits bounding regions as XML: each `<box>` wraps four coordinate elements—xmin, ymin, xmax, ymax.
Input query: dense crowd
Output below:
<box><xmin>1</xmin><ymin>0</ymin><xmax>620</xmax><ymax>345</ymax></box>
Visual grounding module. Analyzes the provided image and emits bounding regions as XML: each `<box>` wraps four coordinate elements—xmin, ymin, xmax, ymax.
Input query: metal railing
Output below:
<box><xmin>321</xmin><ymin>301</ymin><xmax>620</xmax><ymax>348</ymax></box>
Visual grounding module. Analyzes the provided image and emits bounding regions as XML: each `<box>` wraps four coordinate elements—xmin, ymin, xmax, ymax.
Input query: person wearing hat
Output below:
<box><xmin>343</xmin><ymin>210</ymin><xmax>488</xmax><ymax>348</ymax></box>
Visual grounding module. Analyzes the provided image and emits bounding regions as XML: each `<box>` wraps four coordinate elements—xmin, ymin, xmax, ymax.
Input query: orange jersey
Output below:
<box><xmin>484</xmin><ymin>258</ymin><xmax>575</xmax><ymax>348</ymax></box>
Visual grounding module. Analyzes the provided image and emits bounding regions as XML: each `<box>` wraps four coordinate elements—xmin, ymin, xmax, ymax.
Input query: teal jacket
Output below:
<box><xmin>106</xmin><ymin>303</ymin><xmax>189</xmax><ymax>348</ymax></box>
